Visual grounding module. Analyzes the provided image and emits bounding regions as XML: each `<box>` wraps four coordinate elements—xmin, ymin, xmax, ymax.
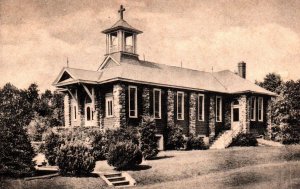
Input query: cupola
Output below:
<box><xmin>102</xmin><ymin>5</ymin><xmax>142</xmax><ymax>56</ymax></box>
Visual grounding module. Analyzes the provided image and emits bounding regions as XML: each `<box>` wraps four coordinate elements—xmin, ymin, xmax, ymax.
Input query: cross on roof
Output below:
<box><xmin>118</xmin><ymin>5</ymin><xmax>126</xmax><ymax>20</ymax></box>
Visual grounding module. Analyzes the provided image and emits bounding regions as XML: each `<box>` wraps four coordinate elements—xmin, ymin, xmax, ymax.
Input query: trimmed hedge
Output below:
<box><xmin>56</xmin><ymin>142</ymin><xmax>95</xmax><ymax>176</ymax></box>
<box><xmin>230</xmin><ymin>133</ymin><xmax>258</xmax><ymax>147</ymax></box>
<box><xmin>107</xmin><ymin>141</ymin><xmax>142</xmax><ymax>170</ymax></box>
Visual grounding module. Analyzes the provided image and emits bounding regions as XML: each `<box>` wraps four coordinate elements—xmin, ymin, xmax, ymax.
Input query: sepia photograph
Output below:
<box><xmin>0</xmin><ymin>0</ymin><xmax>300</xmax><ymax>188</ymax></box>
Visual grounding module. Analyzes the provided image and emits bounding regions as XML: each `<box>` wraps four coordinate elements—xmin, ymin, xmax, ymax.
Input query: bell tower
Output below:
<box><xmin>102</xmin><ymin>5</ymin><xmax>142</xmax><ymax>56</ymax></box>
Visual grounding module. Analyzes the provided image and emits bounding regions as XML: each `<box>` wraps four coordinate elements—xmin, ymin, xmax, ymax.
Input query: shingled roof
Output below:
<box><xmin>101</xmin><ymin>19</ymin><xmax>142</xmax><ymax>34</ymax></box>
<box><xmin>53</xmin><ymin>56</ymin><xmax>276</xmax><ymax>96</ymax></box>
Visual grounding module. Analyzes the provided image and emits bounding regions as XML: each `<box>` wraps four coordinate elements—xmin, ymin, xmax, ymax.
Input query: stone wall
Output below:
<box><xmin>95</xmin><ymin>89</ymin><xmax>104</xmax><ymax>129</ymax></box>
<box><xmin>142</xmin><ymin>87</ymin><xmax>150</xmax><ymax>117</ymax></box>
<box><xmin>189</xmin><ymin>92</ymin><xmax>197</xmax><ymax>135</ymax></box>
<box><xmin>238</xmin><ymin>95</ymin><xmax>250</xmax><ymax>133</ymax></box>
<box><xmin>167</xmin><ymin>89</ymin><xmax>175</xmax><ymax>129</ymax></box>
<box><xmin>64</xmin><ymin>93</ymin><xmax>71</xmax><ymax>127</ymax></box>
<box><xmin>113</xmin><ymin>83</ymin><xmax>126</xmax><ymax>128</ymax></box>
<box><xmin>208</xmin><ymin>95</ymin><xmax>216</xmax><ymax>140</ymax></box>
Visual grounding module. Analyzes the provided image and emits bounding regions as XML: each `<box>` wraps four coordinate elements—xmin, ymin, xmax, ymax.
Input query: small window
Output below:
<box><xmin>250</xmin><ymin>97</ymin><xmax>256</xmax><ymax>121</ymax></box>
<box><xmin>73</xmin><ymin>106</ymin><xmax>77</xmax><ymax>121</ymax></box>
<box><xmin>86</xmin><ymin>107</ymin><xmax>91</xmax><ymax>121</ymax></box>
<box><xmin>258</xmin><ymin>97</ymin><xmax>263</xmax><ymax>121</ymax></box>
<box><xmin>129</xmin><ymin>86</ymin><xmax>137</xmax><ymax>118</ymax></box>
<box><xmin>198</xmin><ymin>94</ymin><xmax>204</xmax><ymax>121</ymax></box>
<box><xmin>106</xmin><ymin>96</ymin><xmax>113</xmax><ymax>117</ymax></box>
<box><xmin>177</xmin><ymin>92</ymin><xmax>184</xmax><ymax>120</ymax></box>
<box><xmin>216</xmin><ymin>96</ymin><xmax>222</xmax><ymax>122</ymax></box>
<box><xmin>153</xmin><ymin>89</ymin><xmax>161</xmax><ymax>119</ymax></box>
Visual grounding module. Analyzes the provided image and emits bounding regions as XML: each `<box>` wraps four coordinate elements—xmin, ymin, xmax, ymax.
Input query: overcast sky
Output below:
<box><xmin>1</xmin><ymin>0</ymin><xmax>300</xmax><ymax>92</ymax></box>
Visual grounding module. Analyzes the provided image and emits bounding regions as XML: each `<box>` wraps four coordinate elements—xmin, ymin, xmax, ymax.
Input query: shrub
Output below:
<box><xmin>230</xmin><ymin>133</ymin><xmax>258</xmax><ymax>147</ymax></box>
<box><xmin>0</xmin><ymin>117</ymin><xmax>35</xmax><ymax>177</ymax></box>
<box><xmin>27</xmin><ymin>116</ymin><xmax>50</xmax><ymax>142</ymax></box>
<box><xmin>43</xmin><ymin>130</ymin><xmax>63</xmax><ymax>165</ymax></box>
<box><xmin>185</xmin><ymin>135</ymin><xmax>207</xmax><ymax>150</ymax></box>
<box><xmin>271</xmin><ymin>124</ymin><xmax>300</xmax><ymax>144</ymax></box>
<box><xmin>106</xmin><ymin>127</ymin><xmax>139</xmax><ymax>146</ymax></box>
<box><xmin>56</xmin><ymin>142</ymin><xmax>95</xmax><ymax>176</ymax></box>
<box><xmin>140</xmin><ymin>116</ymin><xmax>159</xmax><ymax>160</ymax></box>
<box><xmin>91</xmin><ymin>130</ymin><xmax>108</xmax><ymax>160</ymax></box>
<box><xmin>165</xmin><ymin>124</ymin><xmax>185</xmax><ymax>150</ymax></box>
<box><xmin>107</xmin><ymin>141</ymin><xmax>142</xmax><ymax>170</ymax></box>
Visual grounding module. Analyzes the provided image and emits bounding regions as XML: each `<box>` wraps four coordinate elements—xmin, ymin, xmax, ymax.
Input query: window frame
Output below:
<box><xmin>153</xmin><ymin>88</ymin><xmax>162</xmax><ymax>119</ymax></box>
<box><xmin>258</xmin><ymin>97</ymin><xmax>263</xmax><ymax>122</ymax></box>
<box><xmin>216</xmin><ymin>96</ymin><xmax>222</xmax><ymax>122</ymax></box>
<box><xmin>105</xmin><ymin>96</ymin><xmax>113</xmax><ymax>118</ymax></box>
<box><xmin>177</xmin><ymin>91</ymin><xmax>185</xmax><ymax>120</ymax></box>
<box><xmin>128</xmin><ymin>86</ymin><xmax>138</xmax><ymax>118</ymax></box>
<box><xmin>198</xmin><ymin>94</ymin><xmax>205</xmax><ymax>121</ymax></box>
<box><xmin>250</xmin><ymin>97</ymin><xmax>256</xmax><ymax>121</ymax></box>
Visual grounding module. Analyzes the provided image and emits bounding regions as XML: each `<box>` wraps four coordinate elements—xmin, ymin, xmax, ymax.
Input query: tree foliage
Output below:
<box><xmin>256</xmin><ymin>73</ymin><xmax>283</xmax><ymax>94</ymax></box>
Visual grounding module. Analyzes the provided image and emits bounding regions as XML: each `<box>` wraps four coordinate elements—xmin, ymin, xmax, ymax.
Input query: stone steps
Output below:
<box><xmin>210</xmin><ymin>130</ymin><xmax>239</xmax><ymax>149</ymax></box>
<box><xmin>100</xmin><ymin>172</ymin><xmax>136</xmax><ymax>188</ymax></box>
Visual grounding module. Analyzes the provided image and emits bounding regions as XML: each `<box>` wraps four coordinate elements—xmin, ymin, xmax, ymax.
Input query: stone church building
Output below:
<box><xmin>53</xmin><ymin>6</ymin><xmax>275</xmax><ymax>149</ymax></box>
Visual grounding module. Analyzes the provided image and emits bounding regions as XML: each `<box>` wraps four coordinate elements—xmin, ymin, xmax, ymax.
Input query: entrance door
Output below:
<box><xmin>231</xmin><ymin>100</ymin><xmax>240</xmax><ymax>131</ymax></box>
<box><xmin>85</xmin><ymin>103</ymin><xmax>96</xmax><ymax>126</ymax></box>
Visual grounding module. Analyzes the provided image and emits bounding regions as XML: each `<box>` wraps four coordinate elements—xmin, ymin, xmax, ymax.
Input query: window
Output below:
<box><xmin>258</xmin><ymin>97</ymin><xmax>263</xmax><ymax>121</ymax></box>
<box><xmin>129</xmin><ymin>86</ymin><xmax>137</xmax><ymax>118</ymax></box>
<box><xmin>250</xmin><ymin>97</ymin><xmax>256</xmax><ymax>121</ymax></box>
<box><xmin>73</xmin><ymin>106</ymin><xmax>77</xmax><ymax>121</ymax></box>
<box><xmin>198</xmin><ymin>94</ymin><xmax>205</xmax><ymax>121</ymax></box>
<box><xmin>106</xmin><ymin>96</ymin><xmax>113</xmax><ymax>117</ymax></box>
<box><xmin>153</xmin><ymin>89</ymin><xmax>161</xmax><ymax>119</ymax></box>
<box><xmin>177</xmin><ymin>92</ymin><xmax>184</xmax><ymax>120</ymax></box>
<box><xmin>233</xmin><ymin>108</ymin><xmax>239</xmax><ymax>122</ymax></box>
<box><xmin>216</xmin><ymin>96</ymin><xmax>222</xmax><ymax>122</ymax></box>
<box><xmin>86</xmin><ymin>107</ymin><xmax>91</xmax><ymax>121</ymax></box>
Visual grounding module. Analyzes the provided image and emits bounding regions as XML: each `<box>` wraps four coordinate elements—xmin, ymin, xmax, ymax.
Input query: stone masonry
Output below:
<box><xmin>113</xmin><ymin>83</ymin><xmax>126</xmax><ymax>128</ymax></box>
<box><xmin>189</xmin><ymin>92</ymin><xmax>197</xmax><ymax>135</ymax></box>
<box><xmin>142</xmin><ymin>87</ymin><xmax>150</xmax><ymax>117</ymax></box>
<box><xmin>208</xmin><ymin>95</ymin><xmax>216</xmax><ymax>140</ymax></box>
<box><xmin>95</xmin><ymin>89</ymin><xmax>104</xmax><ymax>129</ymax></box>
<box><xmin>64</xmin><ymin>93</ymin><xmax>71</xmax><ymax>127</ymax></box>
<box><xmin>167</xmin><ymin>89</ymin><xmax>175</xmax><ymax>128</ymax></box>
<box><xmin>266</xmin><ymin>98</ymin><xmax>272</xmax><ymax>139</ymax></box>
<box><xmin>238</xmin><ymin>95</ymin><xmax>250</xmax><ymax>133</ymax></box>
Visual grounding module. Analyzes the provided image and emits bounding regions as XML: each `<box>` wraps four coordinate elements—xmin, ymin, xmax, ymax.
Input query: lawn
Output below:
<box><xmin>2</xmin><ymin>145</ymin><xmax>300</xmax><ymax>189</ymax></box>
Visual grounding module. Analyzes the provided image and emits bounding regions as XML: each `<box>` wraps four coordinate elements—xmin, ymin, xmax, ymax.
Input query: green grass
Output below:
<box><xmin>2</xmin><ymin>145</ymin><xmax>300</xmax><ymax>189</ymax></box>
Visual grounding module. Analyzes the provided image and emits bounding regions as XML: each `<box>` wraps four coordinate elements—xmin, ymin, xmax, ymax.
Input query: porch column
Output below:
<box><xmin>238</xmin><ymin>95</ymin><xmax>250</xmax><ymax>133</ymax></box>
<box><xmin>208</xmin><ymin>95</ymin><xmax>216</xmax><ymax>140</ymax></box>
<box><xmin>63</xmin><ymin>93</ymin><xmax>71</xmax><ymax>127</ymax></box>
<box><xmin>142</xmin><ymin>87</ymin><xmax>150</xmax><ymax>117</ymax></box>
<box><xmin>266</xmin><ymin>98</ymin><xmax>273</xmax><ymax>139</ymax></box>
<box><xmin>113</xmin><ymin>83</ymin><xmax>126</xmax><ymax>128</ymax></box>
<box><xmin>189</xmin><ymin>92</ymin><xmax>197</xmax><ymax>135</ymax></box>
<box><xmin>167</xmin><ymin>89</ymin><xmax>175</xmax><ymax>129</ymax></box>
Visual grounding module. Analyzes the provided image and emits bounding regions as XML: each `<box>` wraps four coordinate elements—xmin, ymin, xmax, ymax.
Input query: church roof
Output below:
<box><xmin>102</xmin><ymin>19</ymin><xmax>142</xmax><ymax>34</ymax></box>
<box><xmin>53</xmin><ymin>57</ymin><xmax>276</xmax><ymax>96</ymax></box>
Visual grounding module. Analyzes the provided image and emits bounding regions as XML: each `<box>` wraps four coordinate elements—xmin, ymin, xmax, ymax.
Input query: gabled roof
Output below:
<box><xmin>53</xmin><ymin>57</ymin><xmax>276</xmax><ymax>96</ymax></box>
<box><xmin>102</xmin><ymin>19</ymin><xmax>142</xmax><ymax>34</ymax></box>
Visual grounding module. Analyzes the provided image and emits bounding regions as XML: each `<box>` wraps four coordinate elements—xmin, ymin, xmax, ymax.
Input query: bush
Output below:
<box><xmin>91</xmin><ymin>131</ymin><xmax>108</xmax><ymax>160</ymax></box>
<box><xmin>43</xmin><ymin>130</ymin><xmax>63</xmax><ymax>165</ymax></box>
<box><xmin>107</xmin><ymin>141</ymin><xmax>142</xmax><ymax>170</ymax></box>
<box><xmin>106</xmin><ymin>127</ymin><xmax>139</xmax><ymax>146</ymax></box>
<box><xmin>27</xmin><ymin>116</ymin><xmax>50</xmax><ymax>142</ymax></box>
<box><xmin>165</xmin><ymin>124</ymin><xmax>185</xmax><ymax>150</ymax></box>
<box><xmin>230</xmin><ymin>133</ymin><xmax>258</xmax><ymax>147</ymax></box>
<box><xmin>185</xmin><ymin>135</ymin><xmax>207</xmax><ymax>150</ymax></box>
<box><xmin>56</xmin><ymin>142</ymin><xmax>95</xmax><ymax>176</ymax></box>
<box><xmin>140</xmin><ymin>116</ymin><xmax>159</xmax><ymax>160</ymax></box>
<box><xmin>0</xmin><ymin>117</ymin><xmax>35</xmax><ymax>177</ymax></box>
<box><xmin>271</xmin><ymin>124</ymin><xmax>300</xmax><ymax>144</ymax></box>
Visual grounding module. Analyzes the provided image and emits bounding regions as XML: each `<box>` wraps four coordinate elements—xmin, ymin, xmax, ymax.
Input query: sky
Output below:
<box><xmin>1</xmin><ymin>0</ymin><xmax>300</xmax><ymax>92</ymax></box>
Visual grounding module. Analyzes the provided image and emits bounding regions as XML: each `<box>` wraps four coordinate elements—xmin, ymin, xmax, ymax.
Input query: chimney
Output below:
<box><xmin>238</xmin><ymin>61</ymin><xmax>246</xmax><ymax>79</ymax></box>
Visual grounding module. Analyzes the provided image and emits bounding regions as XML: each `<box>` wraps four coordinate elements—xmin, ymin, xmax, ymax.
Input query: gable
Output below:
<box><xmin>98</xmin><ymin>56</ymin><xmax>120</xmax><ymax>70</ymax></box>
<box><xmin>58</xmin><ymin>72</ymin><xmax>74</xmax><ymax>83</ymax></box>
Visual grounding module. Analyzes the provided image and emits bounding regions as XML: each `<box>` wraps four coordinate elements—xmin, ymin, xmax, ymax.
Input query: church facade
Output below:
<box><xmin>53</xmin><ymin>6</ymin><xmax>275</xmax><ymax>149</ymax></box>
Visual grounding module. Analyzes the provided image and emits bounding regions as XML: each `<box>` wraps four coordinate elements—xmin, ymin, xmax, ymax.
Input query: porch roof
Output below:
<box><xmin>53</xmin><ymin>60</ymin><xmax>276</xmax><ymax>96</ymax></box>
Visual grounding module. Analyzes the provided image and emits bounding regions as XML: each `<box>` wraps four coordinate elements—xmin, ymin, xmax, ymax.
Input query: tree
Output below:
<box><xmin>0</xmin><ymin>83</ymin><xmax>35</xmax><ymax>177</ymax></box>
<box><xmin>256</xmin><ymin>73</ymin><xmax>283</xmax><ymax>94</ymax></box>
<box><xmin>139</xmin><ymin>116</ymin><xmax>159</xmax><ymax>159</ymax></box>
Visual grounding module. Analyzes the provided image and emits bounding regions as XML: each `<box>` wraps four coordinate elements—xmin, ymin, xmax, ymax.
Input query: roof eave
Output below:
<box><xmin>101</xmin><ymin>26</ymin><xmax>143</xmax><ymax>34</ymax></box>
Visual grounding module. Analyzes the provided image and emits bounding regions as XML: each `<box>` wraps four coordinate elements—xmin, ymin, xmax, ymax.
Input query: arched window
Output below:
<box><xmin>87</xmin><ymin>107</ymin><xmax>91</xmax><ymax>121</ymax></box>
